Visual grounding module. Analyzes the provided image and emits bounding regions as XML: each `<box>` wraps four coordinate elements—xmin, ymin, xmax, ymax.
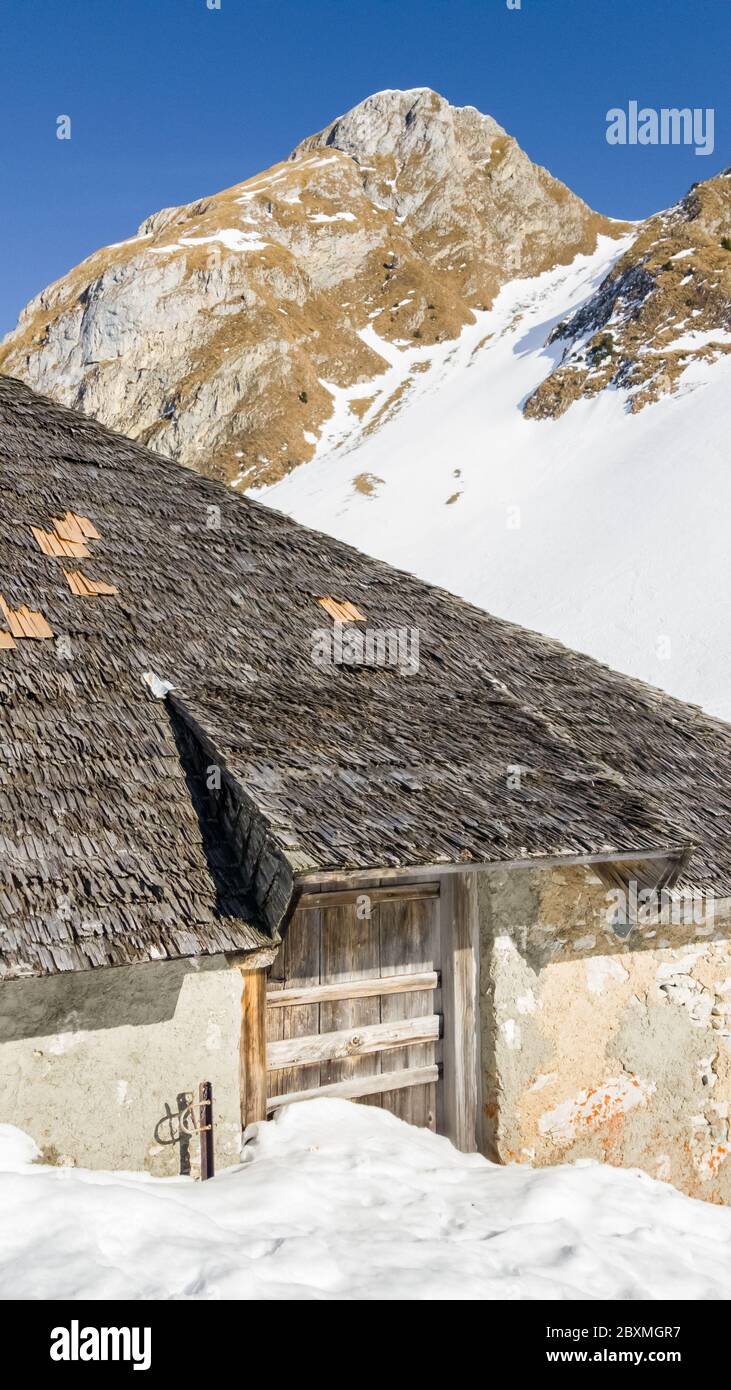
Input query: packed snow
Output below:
<box><xmin>663</xmin><ymin>328</ymin><xmax>731</xmax><ymax>352</ymax></box>
<box><xmin>2</xmin><ymin>1100</ymin><xmax>731</xmax><ymax>1301</ymax></box>
<box><xmin>149</xmin><ymin>229</ymin><xmax>269</xmax><ymax>254</ymax></box>
<box><xmin>258</xmin><ymin>236</ymin><xmax>731</xmax><ymax>721</ymax></box>
<box><xmin>309</xmin><ymin>211</ymin><xmax>357</xmax><ymax>223</ymax></box>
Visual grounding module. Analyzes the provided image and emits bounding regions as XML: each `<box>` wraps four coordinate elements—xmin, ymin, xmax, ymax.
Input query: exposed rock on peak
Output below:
<box><xmin>293</xmin><ymin>87</ymin><xmax>609</xmax><ymax>299</ymax></box>
<box><xmin>0</xmin><ymin>87</ymin><xmax>617</xmax><ymax>486</ymax></box>
<box><xmin>292</xmin><ymin>87</ymin><xmax>500</xmax><ymax>168</ymax></box>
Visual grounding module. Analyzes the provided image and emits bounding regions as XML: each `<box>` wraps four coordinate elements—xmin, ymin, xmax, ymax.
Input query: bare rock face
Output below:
<box><xmin>0</xmin><ymin>88</ymin><xmax>615</xmax><ymax>485</ymax></box>
<box><xmin>292</xmin><ymin>88</ymin><xmax>608</xmax><ymax>297</ymax></box>
<box><xmin>524</xmin><ymin>169</ymin><xmax>731</xmax><ymax>420</ymax></box>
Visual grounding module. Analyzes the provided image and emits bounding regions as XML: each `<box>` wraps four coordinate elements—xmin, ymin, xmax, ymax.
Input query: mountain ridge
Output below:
<box><xmin>0</xmin><ymin>87</ymin><xmax>617</xmax><ymax>485</ymax></box>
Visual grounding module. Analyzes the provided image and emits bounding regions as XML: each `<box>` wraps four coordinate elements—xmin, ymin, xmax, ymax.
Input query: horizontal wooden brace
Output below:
<box><xmin>266</xmin><ymin>1064</ymin><xmax>440</xmax><ymax>1112</ymax></box>
<box><xmin>296</xmin><ymin>883</ymin><xmax>440</xmax><ymax>909</ymax></box>
<box><xmin>267</xmin><ymin>1013</ymin><xmax>440</xmax><ymax>1070</ymax></box>
<box><xmin>295</xmin><ymin>846</ymin><xmax>694</xmax><ymax>893</ymax></box>
<box><xmin>266</xmin><ymin>970</ymin><xmax>439</xmax><ymax>1009</ymax></box>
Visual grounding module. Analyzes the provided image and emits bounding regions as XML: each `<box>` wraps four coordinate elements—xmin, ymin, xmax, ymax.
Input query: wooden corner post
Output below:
<box><xmin>240</xmin><ymin>966</ymin><xmax>268</xmax><ymax>1130</ymax></box>
<box><xmin>439</xmin><ymin>871</ymin><xmax>481</xmax><ymax>1152</ymax></box>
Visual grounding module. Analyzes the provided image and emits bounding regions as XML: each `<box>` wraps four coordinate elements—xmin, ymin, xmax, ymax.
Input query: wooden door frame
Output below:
<box><xmin>287</xmin><ymin>867</ymin><xmax>481</xmax><ymax>1151</ymax></box>
<box><xmin>239</xmin><ymin>965</ymin><xmax>269</xmax><ymax>1130</ymax></box>
<box><xmin>438</xmin><ymin>871</ymin><xmax>481</xmax><ymax>1153</ymax></box>
<box><xmin>239</xmin><ymin>868</ymin><xmax>481</xmax><ymax>1153</ymax></box>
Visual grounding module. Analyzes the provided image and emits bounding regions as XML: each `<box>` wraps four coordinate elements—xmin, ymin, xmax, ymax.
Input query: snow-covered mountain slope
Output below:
<box><xmin>0</xmin><ymin>88</ymin><xmax>612</xmax><ymax>487</ymax></box>
<box><xmin>3</xmin><ymin>1101</ymin><xmax>731</xmax><ymax>1300</ymax></box>
<box><xmin>259</xmin><ymin>233</ymin><xmax>731</xmax><ymax>721</ymax></box>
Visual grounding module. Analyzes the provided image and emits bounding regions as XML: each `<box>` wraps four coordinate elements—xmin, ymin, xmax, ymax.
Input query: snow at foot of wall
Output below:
<box><xmin>1</xmin><ymin>1100</ymin><xmax>730</xmax><ymax>1300</ymax></box>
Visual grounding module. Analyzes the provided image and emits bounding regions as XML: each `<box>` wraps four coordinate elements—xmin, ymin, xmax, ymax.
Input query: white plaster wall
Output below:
<box><xmin>0</xmin><ymin>957</ymin><xmax>244</xmax><ymax>1175</ymax></box>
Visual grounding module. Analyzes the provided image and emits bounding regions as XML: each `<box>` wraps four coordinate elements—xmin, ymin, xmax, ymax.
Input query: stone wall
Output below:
<box><xmin>0</xmin><ymin>956</ymin><xmax>244</xmax><ymax>1175</ymax></box>
<box><xmin>478</xmin><ymin>864</ymin><xmax>731</xmax><ymax>1202</ymax></box>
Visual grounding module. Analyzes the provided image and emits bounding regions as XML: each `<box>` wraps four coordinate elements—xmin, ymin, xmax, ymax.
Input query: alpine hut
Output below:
<box><xmin>1</xmin><ymin>375</ymin><xmax>731</xmax><ymax>1200</ymax></box>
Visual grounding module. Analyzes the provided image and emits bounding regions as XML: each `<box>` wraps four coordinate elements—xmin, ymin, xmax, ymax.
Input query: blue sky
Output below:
<box><xmin>0</xmin><ymin>0</ymin><xmax>727</xmax><ymax>334</ymax></box>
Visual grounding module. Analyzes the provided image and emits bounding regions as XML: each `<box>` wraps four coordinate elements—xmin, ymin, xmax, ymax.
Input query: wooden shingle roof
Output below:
<box><xmin>1</xmin><ymin>374</ymin><xmax>730</xmax><ymax>978</ymax></box>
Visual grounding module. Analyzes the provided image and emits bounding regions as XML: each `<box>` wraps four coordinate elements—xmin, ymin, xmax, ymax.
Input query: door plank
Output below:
<box><xmin>319</xmin><ymin>904</ymin><xmax>382</xmax><ymax>1085</ymax></box>
<box><xmin>266</xmin><ymin>970</ymin><xmax>438</xmax><ymax>1008</ymax></box>
<box><xmin>268</xmin><ymin>904</ymin><xmax>321</xmax><ymax>1098</ymax></box>
<box><xmin>267</xmin><ymin>1014</ymin><xmax>439</xmax><ymax>1069</ymax></box>
<box><xmin>267</xmin><ymin>1065</ymin><xmax>440</xmax><ymax>1111</ymax></box>
<box><xmin>378</xmin><ymin>896</ymin><xmax>440</xmax><ymax>1127</ymax></box>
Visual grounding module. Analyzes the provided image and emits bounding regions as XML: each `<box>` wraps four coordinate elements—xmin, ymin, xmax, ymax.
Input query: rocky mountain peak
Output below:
<box><xmin>0</xmin><ymin>88</ymin><xmax>617</xmax><ymax>486</ymax></box>
<box><xmin>291</xmin><ymin>87</ymin><xmax>502</xmax><ymax>167</ymax></box>
<box><xmin>291</xmin><ymin>87</ymin><xmax>603</xmax><ymax>280</ymax></box>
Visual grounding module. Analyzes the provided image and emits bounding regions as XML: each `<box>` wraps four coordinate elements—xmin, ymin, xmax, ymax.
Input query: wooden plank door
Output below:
<box><xmin>266</xmin><ymin>884</ymin><xmax>441</xmax><ymax>1128</ymax></box>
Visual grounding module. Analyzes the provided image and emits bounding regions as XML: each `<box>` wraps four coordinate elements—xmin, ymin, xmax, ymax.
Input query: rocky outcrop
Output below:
<box><xmin>525</xmin><ymin>169</ymin><xmax>731</xmax><ymax>420</ymax></box>
<box><xmin>0</xmin><ymin>88</ymin><xmax>615</xmax><ymax>485</ymax></box>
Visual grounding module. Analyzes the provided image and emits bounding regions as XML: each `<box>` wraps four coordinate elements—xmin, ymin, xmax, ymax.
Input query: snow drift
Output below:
<box><xmin>2</xmin><ymin>1100</ymin><xmax>730</xmax><ymax>1301</ymax></box>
